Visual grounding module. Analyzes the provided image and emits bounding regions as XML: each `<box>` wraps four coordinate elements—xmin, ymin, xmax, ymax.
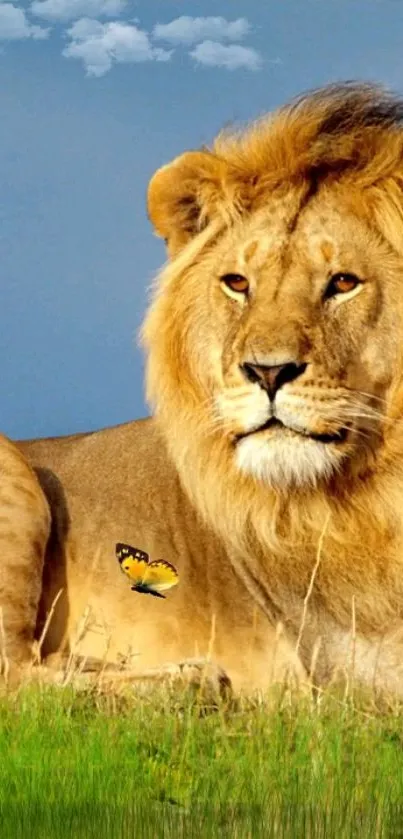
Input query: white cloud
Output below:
<box><xmin>63</xmin><ymin>18</ymin><xmax>172</xmax><ymax>76</ymax></box>
<box><xmin>153</xmin><ymin>16</ymin><xmax>250</xmax><ymax>46</ymax></box>
<box><xmin>0</xmin><ymin>6</ymin><xmax>265</xmax><ymax>76</ymax></box>
<box><xmin>31</xmin><ymin>0</ymin><xmax>126</xmax><ymax>23</ymax></box>
<box><xmin>0</xmin><ymin>2</ymin><xmax>49</xmax><ymax>39</ymax></box>
<box><xmin>190</xmin><ymin>41</ymin><xmax>262</xmax><ymax>72</ymax></box>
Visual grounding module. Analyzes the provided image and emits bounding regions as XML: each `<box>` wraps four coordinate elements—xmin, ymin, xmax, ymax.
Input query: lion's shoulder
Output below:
<box><xmin>18</xmin><ymin>417</ymin><xmax>189</xmax><ymax>536</ymax></box>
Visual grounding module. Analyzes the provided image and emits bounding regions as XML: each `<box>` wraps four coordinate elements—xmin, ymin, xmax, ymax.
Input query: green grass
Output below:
<box><xmin>1</xmin><ymin>685</ymin><xmax>403</xmax><ymax>838</ymax></box>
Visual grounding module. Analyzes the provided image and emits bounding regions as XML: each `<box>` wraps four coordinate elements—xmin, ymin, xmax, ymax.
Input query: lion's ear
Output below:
<box><xmin>147</xmin><ymin>150</ymin><xmax>228</xmax><ymax>255</ymax></box>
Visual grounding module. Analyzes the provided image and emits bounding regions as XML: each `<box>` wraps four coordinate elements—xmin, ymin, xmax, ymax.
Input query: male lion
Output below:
<box><xmin>4</xmin><ymin>81</ymin><xmax>403</xmax><ymax>696</ymax></box>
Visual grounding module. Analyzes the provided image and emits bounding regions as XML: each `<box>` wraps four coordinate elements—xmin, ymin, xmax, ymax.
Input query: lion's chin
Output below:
<box><xmin>235</xmin><ymin>430</ymin><xmax>347</xmax><ymax>489</ymax></box>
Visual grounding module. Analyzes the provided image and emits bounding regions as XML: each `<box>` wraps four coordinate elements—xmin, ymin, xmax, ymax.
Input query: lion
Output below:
<box><xmin>4</xmin><ymin>80</ymin><xmax>403</xmax><ymax>696</ymax></box>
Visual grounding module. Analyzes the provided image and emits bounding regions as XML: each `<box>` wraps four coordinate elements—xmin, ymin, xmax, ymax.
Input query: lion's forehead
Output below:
<box><xmin>229</xmin><ymin>191</ymin><xmax>300</xmax><ymax>269</ymax></box>
<box><xmin>235</xmin><ymin>214</ymin><xmax>289</xmax><ymax>271</ymax></box>
<box><xmin>232</xmin><ymin>198</ymin><xmax>363</xmax><ymax>280</ymax></box>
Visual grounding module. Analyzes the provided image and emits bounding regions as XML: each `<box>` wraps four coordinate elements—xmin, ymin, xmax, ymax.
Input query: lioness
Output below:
<box><xmin>4</xmin><ymin>81</ymin><xmax>403</xmax><ymax>696</ymax></box>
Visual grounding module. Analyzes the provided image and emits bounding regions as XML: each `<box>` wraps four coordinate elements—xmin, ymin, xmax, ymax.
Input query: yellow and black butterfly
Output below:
<box><xmin>116</xmin><ymin>543</ymin><xmax>179</xmax><ymax>599</ymax></box>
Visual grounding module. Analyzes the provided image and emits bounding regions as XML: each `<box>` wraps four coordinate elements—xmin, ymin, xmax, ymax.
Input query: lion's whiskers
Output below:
<box><xmin>345</xmin><ymin>403</ymin><xmax>403</xmax><ymax>429</ymax></box>
<box><xmin>197</xmin><ymin>385</ymin><xmax>403</xmax><ymax>446</ymax></box>
<box><xmin>200</xmin><ymin>413</ymin><xmax>240</xmax><ymax>438</ymax></box>
<box><xmin>347</xmin><ymin>388</ymin><xmax>389</xmax><ymax>405</ymax></box>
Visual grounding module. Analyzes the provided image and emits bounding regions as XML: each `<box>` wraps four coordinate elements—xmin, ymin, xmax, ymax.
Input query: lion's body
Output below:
<box><xmin>11</xmin><ymin>419</ymin><xmax>299</xmax><ymax>692</ymax></box>
<box><xmin>4</xmin><ymin>82</ymin><xmax>403</xmax><ymax>694</ymax></box>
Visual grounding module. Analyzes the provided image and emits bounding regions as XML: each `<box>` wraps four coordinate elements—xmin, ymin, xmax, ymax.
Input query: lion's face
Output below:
<box><xmin>146</xmin><ymin>187</ymin><xmax>402</xmax><ymax>490</ymax></box>
<box><xmin>210</xmin><ymin>191</ymin><xmax>401</xmax><ymax>488</ymax></box>
<box><xmin>144</xmin><ymin>84</ymin><xmax>403</xmax><ymax>495</ymax></box>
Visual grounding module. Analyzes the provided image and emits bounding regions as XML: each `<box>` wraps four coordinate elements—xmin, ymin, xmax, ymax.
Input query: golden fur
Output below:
<box><xmin>0</xmin><ymin>435</ymin><xmax>50</xmax><ymax>676</ymax></box>
<box><xmin>4</xmin><ymin>82</ymin><xmax>403</xmax><ymax>693</ymax></box>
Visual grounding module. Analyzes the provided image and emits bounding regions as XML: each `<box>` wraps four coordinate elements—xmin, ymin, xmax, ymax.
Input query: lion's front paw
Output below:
<box><xmin>94</xmin><ymin>656</ymin><xmax>232</xmax><ymax>704</ymax></box>
<box><xmin>162</xmin><ymin>657</ymin><xmax>232</xmax><ymax>700</ymax></box>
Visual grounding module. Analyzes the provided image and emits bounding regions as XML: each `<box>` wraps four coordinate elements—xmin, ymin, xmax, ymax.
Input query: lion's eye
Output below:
<box><xmin>220</xmin><ymin>274</ymin><xmax>250</xmax><ymax>295</ymax></box>
<box><xmin>325</xmin><ymin>272</ymin><xmax>361</xmax><ymax>299</ymax></box>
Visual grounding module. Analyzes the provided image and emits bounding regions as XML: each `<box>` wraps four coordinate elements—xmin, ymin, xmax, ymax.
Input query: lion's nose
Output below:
<box><xmin>241</xmin><ymin>361</ymin><xmax>307</xmax><ymax>400</ymax></box>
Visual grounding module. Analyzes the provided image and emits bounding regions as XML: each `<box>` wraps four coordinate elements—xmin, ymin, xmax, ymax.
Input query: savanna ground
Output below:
<box><xmin>1</xmin><ymin>671</ymin><xmax>403</xmax><ymax>839</ymax></box>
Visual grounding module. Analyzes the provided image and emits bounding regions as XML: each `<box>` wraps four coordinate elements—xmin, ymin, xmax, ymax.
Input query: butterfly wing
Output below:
<box><xmin>116</xmin><ymin>543</ymin><xmax>149</xmax><ymax>586</ymax></box>
<box><xmin>141</xmin><ymin>560</ymin><xmax>179</xmax><ymax>595</ymax></box>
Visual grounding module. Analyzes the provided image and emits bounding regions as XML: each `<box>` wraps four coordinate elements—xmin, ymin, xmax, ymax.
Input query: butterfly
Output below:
<box><xmin>116</xmin><ymin>542</ymin><xmax>179</xmax><ymax>599</ymax></box>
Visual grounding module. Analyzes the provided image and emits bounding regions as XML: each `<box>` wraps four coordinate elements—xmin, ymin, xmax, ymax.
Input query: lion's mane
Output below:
<box><xmin>142</xmin><ymin>83</ymin><xmax>403</xmax><ymax>638</ymax></box>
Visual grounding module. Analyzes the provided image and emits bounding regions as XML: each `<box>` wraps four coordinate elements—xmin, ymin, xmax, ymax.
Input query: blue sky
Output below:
<box><xmin>2</xmin><ymin>1</ymin><xmax>403</xmax><ymax>439</ymax></box>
